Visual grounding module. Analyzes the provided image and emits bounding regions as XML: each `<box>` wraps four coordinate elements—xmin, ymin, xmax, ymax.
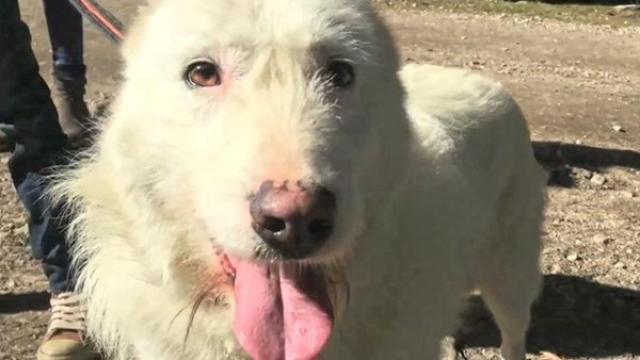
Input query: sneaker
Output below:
<box><xmin>37</xmin><ymin>292</ymin><xmax>100</xmax><ymax>360</ymax></box>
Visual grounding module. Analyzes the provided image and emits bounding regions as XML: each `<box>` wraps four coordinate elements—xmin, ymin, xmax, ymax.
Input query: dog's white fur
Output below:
<box><xmin>53</xmin><ymin>0</ymin><xmax>546</xmax><ymax>359</ymax></box>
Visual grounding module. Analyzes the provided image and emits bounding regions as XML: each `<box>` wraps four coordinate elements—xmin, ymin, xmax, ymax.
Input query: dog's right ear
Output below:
<box><xmin>120</xmin><ymin>4</ymin><xmax>155</xmax><ymax>68</ymax></box>
<box><xmin>121</xmin><ymin>0</ymin><xmax>174</xmax><ymax>70</ymax></box>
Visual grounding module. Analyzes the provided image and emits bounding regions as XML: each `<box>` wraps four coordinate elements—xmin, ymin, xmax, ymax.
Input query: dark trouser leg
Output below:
<box><xmin>0</xmin><ymin>0</ymin><xmax>75</xmax><ymax>294</ymax></box>
<box><xmin>43</xmin><ymin>0</ymin><xmax>91</xmax><ymax>142</ymax></box>
<box><xmin>43</xmin><ymin>0</ymin><xmax>84</xmax><ymax>72</ymax></box>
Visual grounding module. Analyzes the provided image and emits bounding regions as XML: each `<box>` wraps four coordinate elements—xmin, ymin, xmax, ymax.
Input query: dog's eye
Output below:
<box><xmin>324</xmin><ymin>60</ymin><xmax>355</xmax><ymax>89</ymax></box>
<box><xmin>185</xmin><ymin>61</ymin><xmax>222</xmax><ymax>88</ymax></box>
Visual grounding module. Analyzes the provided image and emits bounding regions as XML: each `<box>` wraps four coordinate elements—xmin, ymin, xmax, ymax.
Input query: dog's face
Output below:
<box><xmin>109</xmin><ymin>0</ymin><xmax>410</xmax><ymax>357</ymax></box>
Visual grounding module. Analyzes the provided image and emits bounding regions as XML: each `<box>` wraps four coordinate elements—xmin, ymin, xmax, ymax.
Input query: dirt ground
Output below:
<box><xmin>1</xmin><ymin>1</ymin><xmax>639</xmax><ymax>359</ymax></box>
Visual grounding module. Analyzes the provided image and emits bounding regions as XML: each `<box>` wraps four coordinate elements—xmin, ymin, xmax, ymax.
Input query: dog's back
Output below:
<box><xmin>400</xmin><ymin>63</ymin><xmax>547</xmax><ymax>360</ymax></box>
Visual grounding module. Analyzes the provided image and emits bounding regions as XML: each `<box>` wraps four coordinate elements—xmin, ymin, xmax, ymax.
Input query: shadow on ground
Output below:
<box><xmin>533</xmin><ymin>141</ymin><xmax>640</xmax><ymax>187</ymax></box>
<box><xmin>0</xmin><ymin>291</ymin><xmax>49</xmax><ymax>314</ymax></box>
<box><xmin>456</xmin><ymin>274</ymin><xmax>640</xmax><ymax>358</ymax></box>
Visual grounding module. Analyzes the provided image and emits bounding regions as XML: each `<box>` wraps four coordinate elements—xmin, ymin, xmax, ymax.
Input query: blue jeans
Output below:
<box><xmin>0</xmin><ymin>0</ymin><xmax>83</xmax><ymax>294</ymax></box>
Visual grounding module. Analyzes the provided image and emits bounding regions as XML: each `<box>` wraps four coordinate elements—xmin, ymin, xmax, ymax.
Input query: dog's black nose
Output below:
<box><xmin>250</xmin><ymin>181</ymin><xmax>336</xmax><ymax>258</ymax></box>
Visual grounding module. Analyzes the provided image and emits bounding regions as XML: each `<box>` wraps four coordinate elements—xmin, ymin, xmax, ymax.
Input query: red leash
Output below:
<box><xmin>69</xmin><ymin>0</ymin><xmax>125</xmax><ymax>43</ymax></box>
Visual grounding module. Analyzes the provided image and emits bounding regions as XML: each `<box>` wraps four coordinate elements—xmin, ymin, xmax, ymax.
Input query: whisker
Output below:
<box><xmin>182</xmin><ymin>284</ymin><xmax>216</xmax><ymax>349</ymax></box>
<box><xmin>169</xmin><ymin>305</ymin><xmax>189</xmax><ymax>331</ymax></box>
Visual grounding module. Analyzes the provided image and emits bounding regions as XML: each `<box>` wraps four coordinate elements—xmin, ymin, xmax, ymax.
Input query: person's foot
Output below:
<box><xmin>0</xmin><ymin>123</ymin><xmax>17</xmax><ymax>153</ymax></box>
<box><xmin>37</xmin><ymin>292</ymin><xmax>100</xmax><ymax>360</ymax></box>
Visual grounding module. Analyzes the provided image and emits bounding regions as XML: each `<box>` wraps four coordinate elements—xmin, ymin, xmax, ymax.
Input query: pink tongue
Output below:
<box><xmin>231</xmin><ymin>259</ymin><xmax>333</xmax><ymax>360</ymax></box>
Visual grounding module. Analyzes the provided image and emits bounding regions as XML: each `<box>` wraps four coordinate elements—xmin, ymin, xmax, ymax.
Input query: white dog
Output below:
<box><xmin>53</xmin><ymin>0</ymin><xmax>547</xmax><ymax>359</ymax></box>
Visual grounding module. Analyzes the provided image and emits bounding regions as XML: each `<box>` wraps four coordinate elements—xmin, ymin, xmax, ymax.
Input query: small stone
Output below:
<box><xmin>623</xmin><ymin>191</ymin><xmax>637</xmax><ymax>198</ymax></box>
<box><xmin>592</xmin><ymin>234</ymin><xmax>611</xmax><ymax>245</ymax></box>
<box><xmin>550</xmin><ymin>264</ymin><xmax>562</xmax><ymax>274</ymax></box>
<box><xmin>614</xmin><ymin>4</ymin><xmax>640</xmax><ymax>12</ymax></box>
<box><xmin>574</xmin><ymin>168</ymin><xmax>593</xmax><ymax>179</ymax></box>
<box><xmin>575</xmin><ymin>139</ymin><xmax>583</xmax><ymax>145</ymax></box>
<box><xmin>590</xmin><ymin>173</ymin><xmax>606</xmax><ymax>186</ymax></box>
<box><xmin>16</xmin><ymin>224</ymin><xmax>28</xmax><ymax>236</ymax></box>
<box><xmin>4</xmin><ymin>278</ymin><xmax>16</xmax><ymax>289</ymax></box>
<box><xmin>614</xmin><ymin>261</ymin><xmax>626</xmax><ymax>269</ymax></box>
<box><xmin>566</xmin><ymin>253</ymin><xmax>579</xmax><ymax>262</ymax></box>
<box><xmin>540</xmin><ymin>351</ymin><xmax>563</xmax><ymax>360</ymax></box>
<box><xmin>612</xmin><ymin>125</ymin><xmax>626</xmax><ymax>133</ymax></box>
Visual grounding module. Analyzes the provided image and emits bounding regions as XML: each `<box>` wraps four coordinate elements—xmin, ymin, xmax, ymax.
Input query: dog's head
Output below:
<box><xmin>106</xmin><ymin>0</ymin><xmax>411</xmax><ymax>357</ymax></box>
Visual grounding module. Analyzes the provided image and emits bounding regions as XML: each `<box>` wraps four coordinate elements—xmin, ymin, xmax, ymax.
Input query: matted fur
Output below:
<box><xmin>51</xmin><ymin>0</ymin><xmax>547</xmax><ymax>359</ymax></box>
